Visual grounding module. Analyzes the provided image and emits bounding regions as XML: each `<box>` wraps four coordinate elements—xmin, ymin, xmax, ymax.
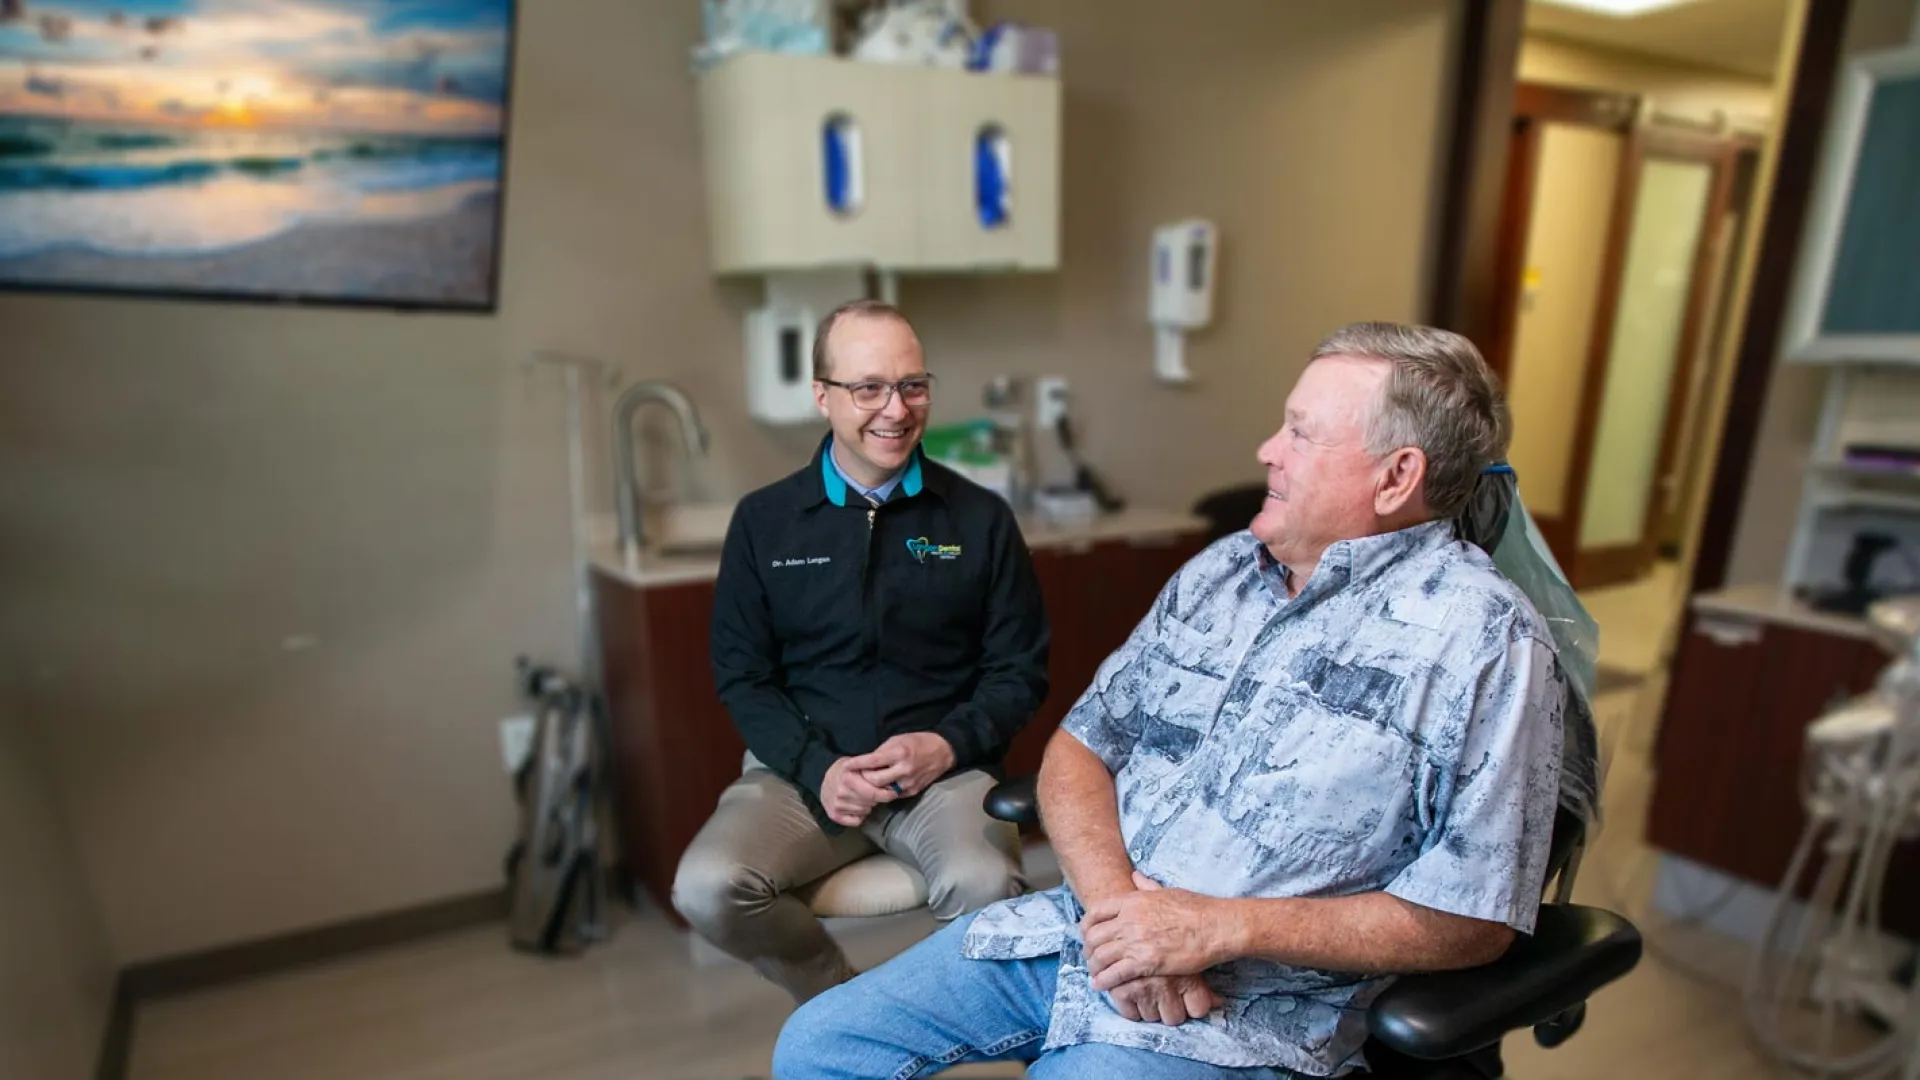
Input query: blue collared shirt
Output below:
<box><xmin>826</xmin><ymin>440</ymin><xmax>915</xmax><ymax>505</ymax></box>
<box><xmin>960</xmin><ymin>520</ymin><xmax>1566</xmax><ymax>1075</ymax></box>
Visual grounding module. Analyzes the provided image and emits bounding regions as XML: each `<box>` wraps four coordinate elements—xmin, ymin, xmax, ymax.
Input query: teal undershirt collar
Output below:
<box><xmin>820</xmin><ymin>439</ymin><xmax>924</xmax><ymax>507</ymax></box>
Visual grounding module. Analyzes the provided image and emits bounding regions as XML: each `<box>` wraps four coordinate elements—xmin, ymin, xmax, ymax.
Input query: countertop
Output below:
<box><xmin>1690</xmin><ymin>583</ymin><xmax>1882</xmax><ymax>644</ymax></box>
<box><xmin>588</xmin><ymin>506</ymin><xmax>1209</xmax><ymax>590</ymax></box>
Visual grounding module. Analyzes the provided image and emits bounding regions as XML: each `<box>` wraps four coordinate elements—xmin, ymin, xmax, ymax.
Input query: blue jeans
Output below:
<box><xmin>773</xmin><ymin>913</ymin><xmax>1298</xmax><ymax>1080</ymax></box>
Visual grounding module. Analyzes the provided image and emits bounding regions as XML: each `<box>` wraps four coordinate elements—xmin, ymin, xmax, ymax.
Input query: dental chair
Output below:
<box><xmin>981</xmin><ymin>776</ymin><xmax>1641</xmax><ymax>1079</ymax></box>
<box><xmin>956</xmin><ymin>467</ymin><xmax>1639</xmax><ymax>1076</ymax></box>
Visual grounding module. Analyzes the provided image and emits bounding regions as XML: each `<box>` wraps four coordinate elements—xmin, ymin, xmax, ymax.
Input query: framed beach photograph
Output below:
<box><xmin>0</xmin><ymin>0</ymin><xmax>516</xmax><ymax>311</ymax></box>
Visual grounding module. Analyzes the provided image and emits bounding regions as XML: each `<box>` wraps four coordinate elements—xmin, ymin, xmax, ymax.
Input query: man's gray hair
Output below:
<box><xmin>1310</xmin><ymin>322</ymin><xmax>1511</xmax><ymax>519</ymax></box>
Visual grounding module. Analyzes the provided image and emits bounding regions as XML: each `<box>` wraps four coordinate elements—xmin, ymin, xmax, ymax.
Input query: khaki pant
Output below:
<box><xmin>672</xmin><ymin>752</ymin><xmax>1025</xmax><ymax>1003</ymax></box>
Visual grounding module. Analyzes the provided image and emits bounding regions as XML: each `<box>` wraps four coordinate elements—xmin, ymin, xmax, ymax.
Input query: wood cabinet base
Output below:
<box><xmin>1645</xmin><ymin>611</ymin><xmax>1920</xmax><ymax>938</ymax></box>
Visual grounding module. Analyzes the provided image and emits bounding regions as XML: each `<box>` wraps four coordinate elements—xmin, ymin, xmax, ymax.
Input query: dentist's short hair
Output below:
<box><xmin>812</xmin><ymin>299</ymin><xmax>912</xmax><ymax>381</ymax></box>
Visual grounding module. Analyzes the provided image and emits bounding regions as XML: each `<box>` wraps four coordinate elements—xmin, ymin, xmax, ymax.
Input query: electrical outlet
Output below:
<box><xmin>499</xmin><ymin>715</ymin><xmax>536</xmax><ymax>774</ymax></box>
<box><xmin>1035</xmin><ymin>376</ymin><xmax>1070</xmax><ymax>430</ymax></box>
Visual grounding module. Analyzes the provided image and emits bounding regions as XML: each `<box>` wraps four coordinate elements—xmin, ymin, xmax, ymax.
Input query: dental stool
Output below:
<box><xmin>792</xmin><ymin>826</ymin><xmax>1023</xmax><ymax>921</ymax></box>
<box><xmin>794</xmin><ymin>854</ymin><xmax>930</xmax><ymax>919</ymax></box>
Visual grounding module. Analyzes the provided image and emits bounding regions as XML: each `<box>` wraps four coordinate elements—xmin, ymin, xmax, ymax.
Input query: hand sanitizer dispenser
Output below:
<box><xmin>1149</xmin><ymin>219</ymin><xmax>1217</xmax><ymax>384</ymax></box>
<box><xmin>745</xmin><ymin>304</ymin><xmax>818</xmax><ymax>424</ymax></box>
<box><xmin>745</xmin><ymin>269</ymin><xmax>867</xmax><ymax>424</ymax></box>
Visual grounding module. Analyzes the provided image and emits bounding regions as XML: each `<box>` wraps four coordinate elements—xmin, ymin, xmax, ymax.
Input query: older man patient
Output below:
<box><xmin>773</xmin><ymin>323</ymin><xmax>1569</xmax><ymax>1078</ymax></box>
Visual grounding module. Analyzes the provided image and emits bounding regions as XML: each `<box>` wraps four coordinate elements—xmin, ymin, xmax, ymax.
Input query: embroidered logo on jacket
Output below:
<box><xmin>906</xmin><ymin>537</ymin><xmax>962</xmax><ymax>563</ymax></box>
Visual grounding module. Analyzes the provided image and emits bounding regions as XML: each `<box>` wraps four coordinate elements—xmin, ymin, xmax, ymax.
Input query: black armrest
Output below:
<box><xmin>984</xmin><ymin>775</ymin><xmax>1038</xmax><ymax>825</ymax></box>
<box><xmin>1367</xmin><ymin>904</ymin><xmax>1642</xmax><ymax>1061</ymax></box>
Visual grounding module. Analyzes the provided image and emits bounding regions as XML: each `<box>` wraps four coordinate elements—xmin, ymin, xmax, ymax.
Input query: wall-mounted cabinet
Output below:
<box><xmin>914</xmin><ymin>65</ymin><xmax>1061</xmax><ymax>270</ymax></box>
<box><xmin>697</xmin><ymin>52</ymin><xmax>1061</xmax><ymax>275</ymax></box>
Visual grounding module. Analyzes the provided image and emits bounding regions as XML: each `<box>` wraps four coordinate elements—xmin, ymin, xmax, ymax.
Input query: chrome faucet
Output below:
<box><xmin>613</xmin><ymin>380</ymin><xmax>710</xmax><ymax>558</ymax></box>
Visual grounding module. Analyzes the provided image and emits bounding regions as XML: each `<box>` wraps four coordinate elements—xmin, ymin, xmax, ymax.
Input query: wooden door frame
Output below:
<box><xmin>1426</xmin><ymin>0</ymin><xmax>1854</xmax><ymax>601</ymax></box>
<box><xmin>1426</xmin><ymin>0</ymin><xmax>1527</xmax><ymax>349</ymax></box>
<box><xmin>1484</xmin><ymin>82</ymin><xmax>1638</xmax><ymax>562</ymax></box>
<box><xmin>1569</xmin><ymin>128</ymin><xmax>1741</xmax><ymax>589</ymax></box>
<box><xmin>1486</xmin><ymin>83</ymin><xmax>1642</xmax><ymax>388</ymax></box>
<box><xmin>1688</xmin><ymin>1</ymin><xmax>1853</xmax><ymax>594</ymax></box>
<box><xmin>1659</xmin><ymin>143</ymin><xmax>1765</xmax><ymax>555</ymax></box>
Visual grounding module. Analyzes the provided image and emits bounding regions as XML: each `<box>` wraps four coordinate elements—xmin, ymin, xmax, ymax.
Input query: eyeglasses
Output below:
<box><xmin>817</xmin><ymin>375</ymin><xmax>936</xmax><ymax>411</ymax></box>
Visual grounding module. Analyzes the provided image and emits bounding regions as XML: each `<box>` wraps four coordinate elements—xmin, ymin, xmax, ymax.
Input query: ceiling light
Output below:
<box><xmin>1533</xmin><ymin>0</ymin><xmax>1700</xmax><ymax>16</ymax></box>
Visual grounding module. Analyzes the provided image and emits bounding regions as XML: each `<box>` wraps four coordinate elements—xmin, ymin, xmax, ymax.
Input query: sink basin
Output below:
<box><xmin>644</xmin><ymin>502</ymin><xmax>736</xmax><ymax>555</ymax></box>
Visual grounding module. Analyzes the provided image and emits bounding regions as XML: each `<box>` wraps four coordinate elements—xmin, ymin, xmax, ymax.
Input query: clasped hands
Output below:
<box><xmin>818</xmin><ymin>732</ymin><xmax>954</xmax><ymax>827</ymax></box>
<box><xmin>1080</xmin><ymin>872</ymin><xmax>1234</xmax><ymax>1027</ymax></box>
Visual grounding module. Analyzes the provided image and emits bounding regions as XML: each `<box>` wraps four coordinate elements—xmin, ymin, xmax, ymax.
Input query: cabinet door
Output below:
<box><xmin>1644</xmin><ymin>612</ymin><xmax>1768</xmax><ymax>865</ymax></box>
<box><xmin>1104</xmin><ymin>535</ymin><xmax>1200</xmax><ymax>630</ymax></box>
<box><xmin>1008</xmin><ymin>545</ymin><xmax>1098</xmax><ymax>775</ymax></box>
<box><xmin>596</xmin><ymin>574</ymin><xmax>742</xmax><ymax>924</ymax></box>
<box><xmin>699</xmin><ymin>53</ymin><xmax>920</xmax><ymax>272</ymax></box>
<box><xmin>914</xmin><ymin>69</ymin><xmax>1061</xmax><ymax>270</ymax></box>
<box><xmin>1647</xmin><ymin>614</ymin><xmax>1904</xmax><ymax>923</ymax></box>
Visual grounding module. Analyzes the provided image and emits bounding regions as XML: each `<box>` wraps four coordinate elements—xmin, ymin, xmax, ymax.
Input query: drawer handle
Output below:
<box><xmin>1696</xmin><ymin>616</ymin><xmax>1762</xmax><ymax>647</ymax></box>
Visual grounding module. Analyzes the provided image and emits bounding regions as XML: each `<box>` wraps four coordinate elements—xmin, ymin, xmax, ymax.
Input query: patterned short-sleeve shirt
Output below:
<box><xmin>961</xmin><ymin>520</ymin><xmax>1566</xmax><ymax>1075</ymax></box>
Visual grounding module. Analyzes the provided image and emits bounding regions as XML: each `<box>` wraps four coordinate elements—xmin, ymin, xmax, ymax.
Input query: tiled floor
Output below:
<box><xmin>128</xmin><ymin>561</ymin><xmax>1800</xmax><ymax>1079</ymax></box>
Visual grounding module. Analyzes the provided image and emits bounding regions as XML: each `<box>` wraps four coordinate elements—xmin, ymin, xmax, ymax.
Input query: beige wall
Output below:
<box><xmin>0</xmin><ymin>0</ymin><xmax>1457</xmax><ymax>962</ymax></box>
<box><xmin>1722</xmin><ymin>0</ymin><xmax>1917</xmax><ymax>587</ymax></box>
<box><xmin>905</xmin><ymin>0</ymin><xmax>1455</xmax><ymax>508</ymax></box>
<box><xmin>1519</xmin><ymin>32</ymin><xmax>1778</xmax><ymax>124</ymax></box>
<box><xmin>0</xmin><ymin>695</ymin><xmax>113</xmax><ymax>1080</ymax></box>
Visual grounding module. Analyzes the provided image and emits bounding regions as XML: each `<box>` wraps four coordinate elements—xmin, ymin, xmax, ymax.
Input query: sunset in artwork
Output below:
<box><xmin>0</xmin><ymin>1</ymin><xmax>514</xmax><ymax>307</ymax></box>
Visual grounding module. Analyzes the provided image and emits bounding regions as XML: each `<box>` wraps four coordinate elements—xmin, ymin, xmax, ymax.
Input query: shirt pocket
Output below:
<box><xmin>1216</xmin><ymin>698</ymin><xmax>1419</xmax><ymax>875</ymax></box>
<box><xmin>1152</xmin><ymin>614</ymin><xmax>1229</xmax><ymax>674</ymax></box>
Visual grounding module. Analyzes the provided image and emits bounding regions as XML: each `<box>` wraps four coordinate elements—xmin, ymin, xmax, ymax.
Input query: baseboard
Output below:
<box><xmin>94</xmin><ymin>973</ymin><xmax>136</xmax><ymax>1080</ymax></box>
<box><xmin>1652</xmin><ymin>853</ymin><xmax>1915</xmax><ymax>955</ymax></box>
<box><xmin>121</xmin><ymin>888</ymin><xmax>509</xmax><ymax>1003</ymax></box>
<box><xmin>1574</xmin><ymin>543</ymin><xmax>1646</xmax><ymax>590</ymax></box>
<box><xmin>97</xmin><ymin>867</ymin><xmax>646</xmax><ymax>1077</ymax></box>
<box><xmin>96</xmin><ymin>888</ymin><xmax>507</xmax><ymax>1078</ymax></box>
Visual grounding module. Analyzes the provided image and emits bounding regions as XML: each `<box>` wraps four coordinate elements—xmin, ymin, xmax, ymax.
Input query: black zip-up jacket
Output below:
<box><xmin>709</xmin><ymin>436</ymin><xmax>1050</xmax><ymax>827</ymax></box>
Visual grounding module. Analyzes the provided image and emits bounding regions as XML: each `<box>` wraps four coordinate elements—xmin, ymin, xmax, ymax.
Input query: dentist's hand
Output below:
<box><xmin>846</xmin><ymin>732</ymin><xmax>956</xmax><ymax>799</ymax></box>
<box><xmin>820</xmin><ymin>757</ymin><xmax>898</xmax><ymax>827</ymax></box>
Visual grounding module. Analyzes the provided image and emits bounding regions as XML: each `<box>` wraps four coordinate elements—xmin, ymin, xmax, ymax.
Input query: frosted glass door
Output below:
<box><xmin>1579</xmin><ymin>157</ymin><xmax>1715</xmax><ymax>551</ymax></box>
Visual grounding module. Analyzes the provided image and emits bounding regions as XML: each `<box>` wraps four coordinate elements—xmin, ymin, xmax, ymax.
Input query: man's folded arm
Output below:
<box><xmin>709</xmin><ymin>514</ymin><xmax>840</xmax><ymax>798</ymax></box>
<box><xmin>933</xmin><ymin>514</ymin><xmax>1050</xmax><ymax>770</ymax></box>
<box><xmin>1216</xmin><ymin>891</ymin><xmax>1515</xmax><ymax>975</ymax></box>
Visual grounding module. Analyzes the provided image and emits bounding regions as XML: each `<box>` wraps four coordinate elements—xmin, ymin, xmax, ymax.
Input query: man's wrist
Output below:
<box><xmin>798</xmin><ymin>747</ymin><xmax>841</xmax><ymax>798</ymax></box>
<box><xmin>1210</xmin><ymin>898</ymin><xmax>1250</xmax><ymax>967</ymax></box>
<box><xmin>927</xmin><ymin>732</ymin><xmax>956</xmax><ymax>773</ymax></box>
<box><xmin>1073</xmin><ymin>870</ymin><xmax>1138</xmax><ymax>910</ymax></box>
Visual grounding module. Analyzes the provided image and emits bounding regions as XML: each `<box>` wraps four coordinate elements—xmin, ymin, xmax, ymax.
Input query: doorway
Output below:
<box><xmin>1488</xmin><ymin>82</ymin><xmax>1756</xmax><ymax>589</ymax></box>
